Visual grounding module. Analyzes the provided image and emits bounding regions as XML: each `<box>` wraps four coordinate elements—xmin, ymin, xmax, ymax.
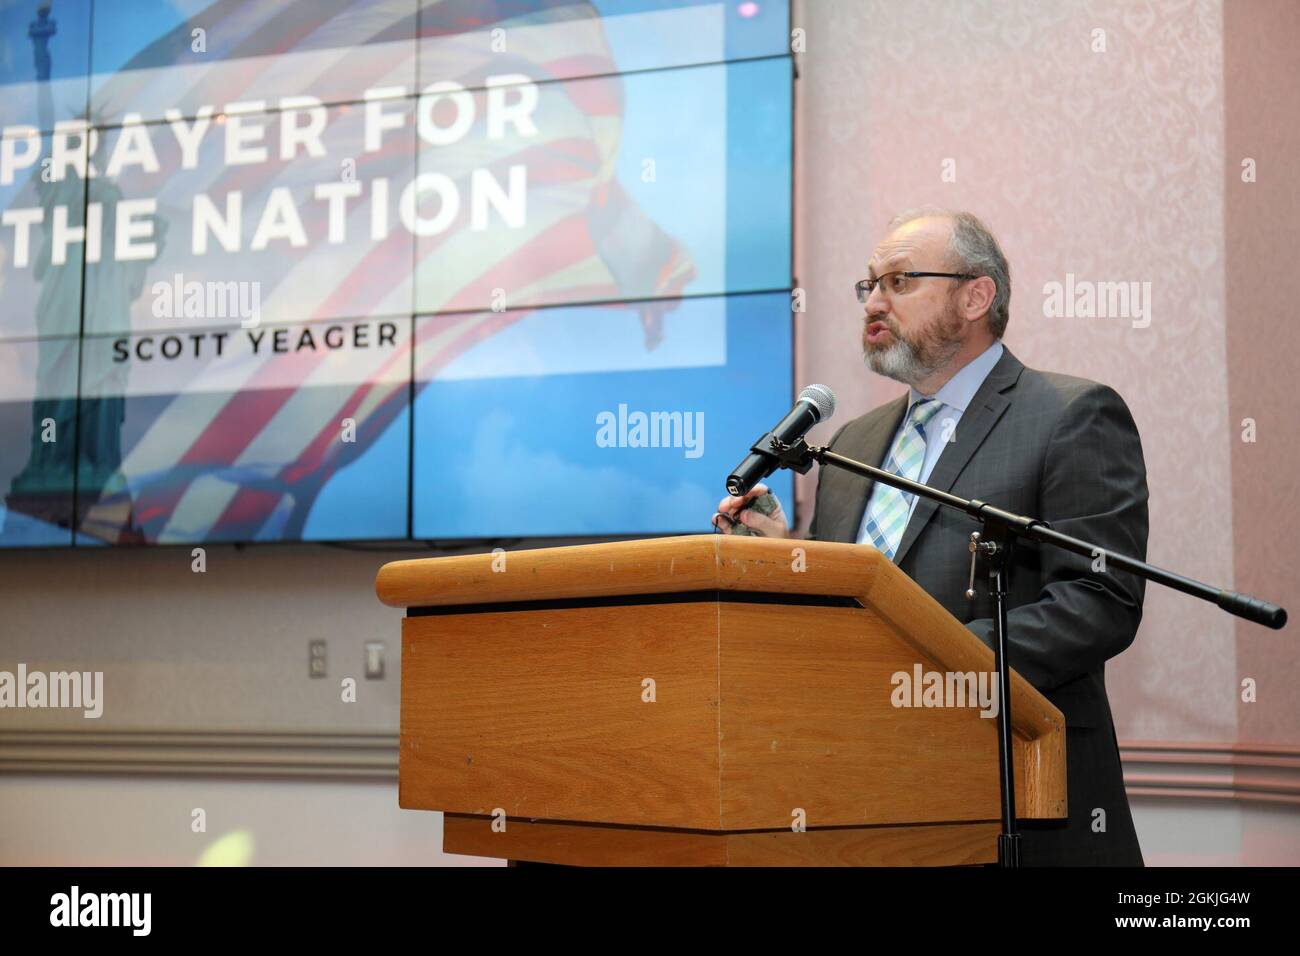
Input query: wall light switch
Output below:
<box><xmin>364</xmin><ymin>641</ymin><xmax>385</xmax><ymax>680</ymax></box>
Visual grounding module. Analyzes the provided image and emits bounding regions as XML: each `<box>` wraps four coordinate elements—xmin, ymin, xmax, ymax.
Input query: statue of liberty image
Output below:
<box><xmin>3</xmin><ymin>1</ymin><xmax>156</xmax><ymax>543</ymax></box>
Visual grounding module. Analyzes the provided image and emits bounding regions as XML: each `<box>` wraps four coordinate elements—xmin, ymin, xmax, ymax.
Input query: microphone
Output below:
<box><xmin>726</xmin><ymin>384</ymin><xmax>836</xmax><ymax>497</ymax></box>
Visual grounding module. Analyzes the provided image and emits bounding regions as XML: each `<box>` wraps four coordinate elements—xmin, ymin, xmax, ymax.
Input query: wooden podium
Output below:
<box><xmin>376</xmin><ymin>534</ymin><xmax>1066</xmax><ymax>866</ymax></box>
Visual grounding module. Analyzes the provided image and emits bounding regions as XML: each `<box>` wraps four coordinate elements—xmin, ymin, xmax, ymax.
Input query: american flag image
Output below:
<box><xmin>34</xmin><ymin>0</ymin><xmax>699</xmax><ymax>544</ymax></box>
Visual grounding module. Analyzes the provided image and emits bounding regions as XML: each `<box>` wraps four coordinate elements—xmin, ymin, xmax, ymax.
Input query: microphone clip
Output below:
<box><xmin>752</xmin><ymin>433</ymin><xmax>816</xmax><ymax>476</ymax></box>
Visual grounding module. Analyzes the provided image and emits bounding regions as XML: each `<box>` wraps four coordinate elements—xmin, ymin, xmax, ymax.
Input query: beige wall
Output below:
<box><xmin>0</xmin><ymin>543</ymin><xmax>404</xmax><ymax>733</ymax></box>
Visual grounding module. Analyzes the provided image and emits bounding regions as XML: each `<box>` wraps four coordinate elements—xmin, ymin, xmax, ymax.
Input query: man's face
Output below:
<box><xmin>861</xmin><ymin>217</ymin><xmax>966</xmax><ymax>386</ymax></box>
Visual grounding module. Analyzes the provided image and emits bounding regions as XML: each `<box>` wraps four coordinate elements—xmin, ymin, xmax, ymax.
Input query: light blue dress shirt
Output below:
<box><xmin>855</xmin><ymin>341</ymin><xmax>1004</xmax><ymax>545</ymax></box>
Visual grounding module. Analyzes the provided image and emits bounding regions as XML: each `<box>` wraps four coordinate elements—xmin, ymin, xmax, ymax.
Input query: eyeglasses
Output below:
<box><xmin>855</xmin><ymin>271</ymin><xmax>975</xmax><ymax>302</ymax></box>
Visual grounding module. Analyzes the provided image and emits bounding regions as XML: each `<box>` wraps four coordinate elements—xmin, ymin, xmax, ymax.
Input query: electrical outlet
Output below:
<box><xmin>309</xmin><ymin>639</ymin><xmax>327</xmax><ymax>678</ymax></box>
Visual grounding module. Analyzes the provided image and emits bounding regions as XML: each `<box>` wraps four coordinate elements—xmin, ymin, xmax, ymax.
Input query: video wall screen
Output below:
<box><xmin>0</xmin><ymin>0</ymin><xmax>793</xmax><ymax>546</ymax></box>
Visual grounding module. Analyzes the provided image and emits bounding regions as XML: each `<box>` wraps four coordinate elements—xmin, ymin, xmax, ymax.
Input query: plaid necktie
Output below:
<box><xmin>860</xmin><ymin>398</ymin><xmax>943</xmax><ymax>559</ymax></box>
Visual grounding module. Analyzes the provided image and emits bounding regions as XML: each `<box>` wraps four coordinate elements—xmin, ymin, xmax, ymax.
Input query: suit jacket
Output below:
<box><xmin>808</xmin><ymin>346</ymin><xmax>1147</xmax><ymax>866</ymax></box>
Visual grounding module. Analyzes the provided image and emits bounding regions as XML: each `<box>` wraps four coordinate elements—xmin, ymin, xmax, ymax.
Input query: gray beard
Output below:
<box><xmin>864</xmin><ymin>334</ymin><xmax>960</xmax><ymax>386</ymax></box>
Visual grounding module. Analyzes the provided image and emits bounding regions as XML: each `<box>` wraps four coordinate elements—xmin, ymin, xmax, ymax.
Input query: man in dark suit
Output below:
<box><xmin>714</xmin><ymin>209</ymin><xmax>1147</xmax><ymax>866</ymax></box>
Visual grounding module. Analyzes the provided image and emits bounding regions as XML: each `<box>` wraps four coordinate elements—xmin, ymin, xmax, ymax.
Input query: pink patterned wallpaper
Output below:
<box><xmin>1225</xmin><ymin>0</ymin><xmax>1299</xmax><ymax>748</ymax></box>
<box><xmin>791</xmin><ymin>0</ymin><xmax>1295</xmax><ymax>752</ymax></box>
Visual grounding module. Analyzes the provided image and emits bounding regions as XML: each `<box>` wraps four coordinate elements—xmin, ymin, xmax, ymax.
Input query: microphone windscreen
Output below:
<box><xmin>798</xmin><ymin>384</ymin><xmax>836</xmax><ymax>422</ymax></box>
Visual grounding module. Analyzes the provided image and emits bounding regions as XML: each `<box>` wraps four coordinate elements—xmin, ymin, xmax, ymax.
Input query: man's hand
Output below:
<box><xmin>712</xmin><ymin>483</ymin><xmax>790</xmax><ymax>538</ymax></box>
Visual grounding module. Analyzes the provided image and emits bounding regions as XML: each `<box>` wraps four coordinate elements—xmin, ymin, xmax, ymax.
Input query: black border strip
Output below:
<box><xmin>407</xmin><ymin>589</ymin><xmax>861</xmax><ymax>616</ymax></box>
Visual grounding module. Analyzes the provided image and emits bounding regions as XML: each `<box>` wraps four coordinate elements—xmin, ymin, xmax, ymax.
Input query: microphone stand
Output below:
<box><xmin>760</xmin><ymin>436</ymin><xmax>1288</xmax><ymax>867</ymax></box>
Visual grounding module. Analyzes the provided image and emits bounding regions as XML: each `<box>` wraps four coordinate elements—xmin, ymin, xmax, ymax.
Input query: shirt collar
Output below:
<box><xmin>909</xmin><ymin>340</ymin><xmax>1005</xmax><ymax>413</ymax></box>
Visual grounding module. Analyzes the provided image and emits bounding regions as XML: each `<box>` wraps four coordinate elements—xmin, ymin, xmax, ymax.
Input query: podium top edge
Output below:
<box><xmin>374</xmin><ymin>534</ymin><xmax>887</xmax><ymax>609</ymax></box>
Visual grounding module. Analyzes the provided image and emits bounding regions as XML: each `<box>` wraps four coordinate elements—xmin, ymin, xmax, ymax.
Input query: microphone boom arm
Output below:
<box><xmin>793</xmin><ymin>442</ymin><xmax>1286</xmax><ymax>630</ymax></box>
